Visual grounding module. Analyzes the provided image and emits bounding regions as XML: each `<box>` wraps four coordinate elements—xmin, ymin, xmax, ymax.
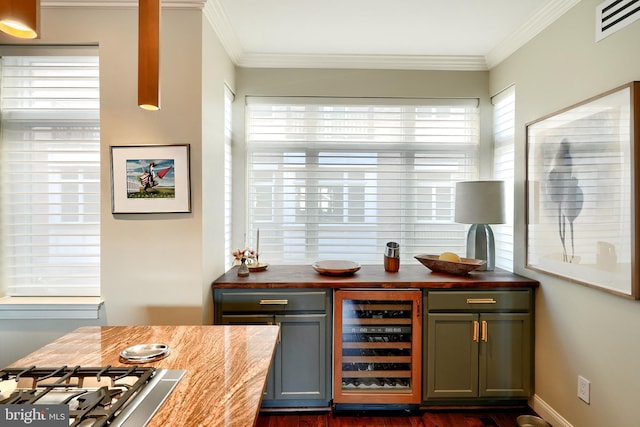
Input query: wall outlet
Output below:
<box><xmin>578</xmin><ymin>375</ymin><xmax>590</xmax><ymax>404</ymax></box>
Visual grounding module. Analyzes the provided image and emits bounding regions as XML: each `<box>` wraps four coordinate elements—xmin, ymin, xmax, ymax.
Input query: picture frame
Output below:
<box><xmin>110</xmin><ymin>144</ymin><xmax>191</xmax><ymax>214</ymax></box>
<box><xmin>525</xmin><ymin>81</ymin><xmax>640</xmax><ymax>299</ymax></box>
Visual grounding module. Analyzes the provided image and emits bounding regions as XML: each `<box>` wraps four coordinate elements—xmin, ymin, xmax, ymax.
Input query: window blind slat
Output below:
<box><xmin>246</xmin><ymin>97</ymin><xmax>479</xmax><ymax>265</ymax></box>
<box><xmin>492</xmin><ymin>86</ymin><xmax>515</xmax><ymax>271</ymax></box>
<box><xmin>0</xmin><ymin>55</ymin><xmax>100</xmax><ymax>296</ymax></box>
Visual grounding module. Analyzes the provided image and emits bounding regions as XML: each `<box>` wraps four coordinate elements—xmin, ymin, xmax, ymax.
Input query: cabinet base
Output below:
<box><xmin>259</xmin><ymin>405</ymin><xmax>332</xmax><ymax>414</ymax></box>
<box><xmin>420</xmin><ymin>399</ymin><xmax>529</xmax><ymax>409</ymax></box>
<box><xmin>333</xmin><ymin>403</ymin><xmax>420</xmax><ymax>412</ymax></box>
<box><xmin>261</xmin><ymin>400</ymin><xmax>332</xmax><ymax>410</ymax></box>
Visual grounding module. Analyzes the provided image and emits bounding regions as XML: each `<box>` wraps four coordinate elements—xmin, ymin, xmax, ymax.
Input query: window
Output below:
<box><xmin>0</xmin><ymin>55</ymin><xmax>100</xmax><ymax>296</ymax></box>
<box><xmin>224</xmin><ymin>84</ymin><xmax>234</xmax><ymax>270</ymax></box>
<box><xmin>245</xmin><ymin>97</ymin><xmax>479</xmax><ymax>264</ymax></box>
<box><xmin>492</xmin><ymin>86</ymin><xmax>515</xmax><ymax>271</ymax></box>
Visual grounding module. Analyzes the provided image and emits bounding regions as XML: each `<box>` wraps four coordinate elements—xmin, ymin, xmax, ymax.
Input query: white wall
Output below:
<box><xmin>490</xmin><ymin>1</ymin><xmax>640</xmax><ymax>426</ymax></box>
<box><xmin>0</xmin><ymin>5</ymin><xmax>233</xmax><ymax>367</ymax></box>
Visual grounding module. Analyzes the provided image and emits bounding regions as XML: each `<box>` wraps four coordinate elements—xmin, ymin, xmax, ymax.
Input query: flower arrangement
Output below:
<box><xmin>232</xmin><ymin>247</ymin><xmax>256</xmax><ymax>265</ymax></box>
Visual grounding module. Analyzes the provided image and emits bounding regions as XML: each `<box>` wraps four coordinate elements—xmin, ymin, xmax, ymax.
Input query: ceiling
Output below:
<box><xmin>209</xmin><ymin>0</ymin><xmax>581</xmax><ymax>70</ymax></box>
<box><xmin>42</xmin><ymin>0</ymin><xmax>581</xmax><ymax>70</ymax></box>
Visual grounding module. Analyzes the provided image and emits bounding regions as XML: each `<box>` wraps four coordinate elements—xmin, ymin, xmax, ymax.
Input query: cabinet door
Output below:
<box><xmin>425</xmin><ymin>313</ymin><xmax>478</xmax><ymax>399</ymax></box>
<box><xmin>215</xmin><ymin>289</ymin><xmax>332</xmax><ymax>408</ymax></box>
<box><xmin>479</xmin><ymin>313</ymin><xmax>531</xmax><ymax>398</ymax></box>
<box><xmin>272</xmin><ymin>313</ymin><xmax>329</xmax><ymax>403</ymax></box>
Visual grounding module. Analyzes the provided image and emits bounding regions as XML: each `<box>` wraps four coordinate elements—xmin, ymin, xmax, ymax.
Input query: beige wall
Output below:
<box><xmin>96</xmin><ymin>7</ymin><xmax>206</xmax><ymax>326</ymax></box>
<box><xmin>490</xmin><ymin>1</ymin><xmax>640</xmax><ymax>426</ymax></box>
<box><xmin>0</xmin><ymin>5</ymin><xmax>233</xmax><ymax>366</ymax></box>
<box><xmin>201</xmin><ymin>13</ymin><xmax>236</xmax><ymax>326</ymax></box>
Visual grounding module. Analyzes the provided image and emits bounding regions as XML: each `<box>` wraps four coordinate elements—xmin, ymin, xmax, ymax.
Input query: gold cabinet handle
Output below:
<box><xmin>472</xmin><ymin>320</ymin><xmax>479</xmax><ymax>342</ymax></box>
<box><xmin>481</xmin><ymin>320</ymin><xmax>488</xmax><ymax>342</ymax></box>
<box><xmin>259</xmin><ymin>299</ymin><xmax>288</xmax><ymax>305</ymax></box>
<box><xmin>276</xmin><ymin>321</ymin><xmax>281</xmax><ymax>343</ymax></box>
<box><xmin>466</xmin><ymin>298</ymin><xmax>497</xmax><ymax>304</ymax></box>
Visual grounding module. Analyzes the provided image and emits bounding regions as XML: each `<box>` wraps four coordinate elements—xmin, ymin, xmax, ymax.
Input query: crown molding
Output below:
<box><xmin>203</xmin><ymin>0</ymin><xmax>242</xmax><ymax>64</ymax></box>
<box><xmin>206</xmin><ymin>0</ymin><xmax>575</xmax><ymax>71</ymax></box>
<box><xmin>485</xmin><ymin>0</ymin><xmax>582</xmax><ymax>69</ymax></box>
<box><xmin>201</xmin><ymin>0</ymin><xmax>488</xmax><ymax>70</ymax></box>
<box><xmin>41</xmin><ymin>0</ymin><xmax>206</xmax><ymax>8</ymax></box>
<box><xmin>238</xmin><ymin>53</ymin><xmax>488</xmax><ymax>71</ymax></box>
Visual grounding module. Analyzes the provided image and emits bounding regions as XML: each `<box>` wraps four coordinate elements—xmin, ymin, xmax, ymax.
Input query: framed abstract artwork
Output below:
<box><xmin>110</xmin><ymin>144</ymin><xmax>191</xmax><ymax>213</ymax></box>
<box><xmin>525</xmin><ymin>82</ymin><xmax>640</xmax><ymax>299</ymax></box>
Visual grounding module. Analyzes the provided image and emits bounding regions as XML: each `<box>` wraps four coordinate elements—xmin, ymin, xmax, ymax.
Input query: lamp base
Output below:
<box><xmin>466</xmin><ymin>224</ymin><xmax>495</xmax><ymax>271</ymax></box>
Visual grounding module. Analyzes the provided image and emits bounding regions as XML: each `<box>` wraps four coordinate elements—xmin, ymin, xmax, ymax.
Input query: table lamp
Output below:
<box><xmin>455</xmin><ymin>180</ymin><xmax>506</xmax><ymax>271</ymax></box>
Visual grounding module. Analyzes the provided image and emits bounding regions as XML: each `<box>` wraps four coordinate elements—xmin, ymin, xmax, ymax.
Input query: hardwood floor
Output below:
<box><xmin>256</xmin><ymin>408</ymin><xmax>536</xmax><ymax>427</ymax></box>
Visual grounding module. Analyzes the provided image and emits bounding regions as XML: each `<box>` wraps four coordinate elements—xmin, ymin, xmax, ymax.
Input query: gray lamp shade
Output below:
<box><xmin>455</xmin><ymin>180</ymin><xmax>506</xmax><ymax>225</ymax></box>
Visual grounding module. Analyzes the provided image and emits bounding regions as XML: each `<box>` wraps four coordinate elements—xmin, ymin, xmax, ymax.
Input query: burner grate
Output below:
<box><xmin>0</xmin><ymin>366</ymin><xmax>157</xmax><ymax>427</ymax></box>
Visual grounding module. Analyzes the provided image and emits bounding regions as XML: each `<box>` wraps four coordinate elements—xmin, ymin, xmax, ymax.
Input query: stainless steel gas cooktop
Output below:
<box><xmin>0</xmin><ymin>366</ymin><xmax>185</xmax><ymax>427</ymax></box>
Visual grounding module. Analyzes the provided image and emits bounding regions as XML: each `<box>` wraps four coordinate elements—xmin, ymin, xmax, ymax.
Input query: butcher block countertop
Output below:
<box><xmin>8</xmin><ymin>325</ymin><xmax>279</xmax><ymax>427</ymax></box>
<box><xmin>212</xmin><ymin>264</ymin><xmax>539</xmax><ymax>289</ymax></box>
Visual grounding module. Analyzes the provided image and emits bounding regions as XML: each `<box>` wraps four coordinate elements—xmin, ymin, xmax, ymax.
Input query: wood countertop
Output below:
<box><xmin>212</xmin><ymin>264</ymin><xmax>538</xmax><ymax>289</ymax></box>
<box><xmin>7</xmin><ymin>325</ymin><xmax>279</xmax><ymax>427</ymax></box>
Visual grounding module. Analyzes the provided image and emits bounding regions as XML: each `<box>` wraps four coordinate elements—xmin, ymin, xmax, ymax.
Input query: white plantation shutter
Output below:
<box><xmin>0</xmin><ymin>55</ymin><xmax>100</xmax><ymax>296</ymax></box>
<box><xmin>492</xmin><ymin>86</ymin><xmax>515</xmax><ymax>271</ymax></box>
<box><xmin>246</xmin><ymin>97</ymin><xmax>479</xmax><ymax>265</ymax></box>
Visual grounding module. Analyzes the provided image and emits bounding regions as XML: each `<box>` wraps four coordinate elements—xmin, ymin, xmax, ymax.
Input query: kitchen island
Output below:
<box><xmin>6</xmin><ymin>325</ymin><xmax>279</xmax><ymax>427</ymax></box>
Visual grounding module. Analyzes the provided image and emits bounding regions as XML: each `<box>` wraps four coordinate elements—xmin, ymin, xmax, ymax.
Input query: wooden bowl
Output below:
<box><xmin>414</xmin><ymin>254</ymin><xmax>485</xmax><ymax>275</ymax></box>
<box><xmin>312</xmin><ymin>260</ymin><xmax>361</xmax><ymax>276</ymax></box>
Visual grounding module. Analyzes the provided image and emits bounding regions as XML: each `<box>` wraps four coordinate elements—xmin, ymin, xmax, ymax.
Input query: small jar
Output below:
<box><xmin>384</xmin><ymin>242</ymin><xmax>400</xmax><ymax>272</ymax></box>
<box><xmin>237</xmin><ymin>257</ymin><xmax>250</xmax><ymax>277</ymax></box>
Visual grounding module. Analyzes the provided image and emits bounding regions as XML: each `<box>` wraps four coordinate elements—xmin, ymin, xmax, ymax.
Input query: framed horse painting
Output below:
<box><xmin>525</xmin><ymin>82</ymin><xmax>640</xmax><ymax>299</ymax></box>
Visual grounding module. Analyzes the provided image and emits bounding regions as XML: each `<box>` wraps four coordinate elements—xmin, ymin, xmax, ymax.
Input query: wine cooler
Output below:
<box><xmin>333</xmin><ymin>290</ymin><xmax>422</xmax><ymax>405</ymax></box>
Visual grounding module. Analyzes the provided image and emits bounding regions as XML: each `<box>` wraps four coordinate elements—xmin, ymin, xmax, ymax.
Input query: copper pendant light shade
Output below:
<box><xmin>138</xmin><ymin>0</ymin><xmax>160</xmax><ymax>110</ymax></box>
<box><xmin>0</xmin><ymin>0</ymin><xmax>40</xmax><ymax>39</ymax></box>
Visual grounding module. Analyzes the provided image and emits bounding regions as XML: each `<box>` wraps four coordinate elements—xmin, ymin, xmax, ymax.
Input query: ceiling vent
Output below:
<box><xmin>596</xmin><ymin>0</ymin><xmax>640</xmax><ymax>41</ymax></box>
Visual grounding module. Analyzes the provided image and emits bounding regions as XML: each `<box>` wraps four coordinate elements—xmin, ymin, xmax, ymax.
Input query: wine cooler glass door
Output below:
<box><xmin>334</xmin><ymin>290</ymin><xmax>421</xmax><ymax>405</ymax></box>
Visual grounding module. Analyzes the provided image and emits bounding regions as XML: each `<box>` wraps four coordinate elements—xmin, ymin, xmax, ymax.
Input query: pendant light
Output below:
<box><xmin>138</xmin><ymin>0</ymin><xmax>160</xmax><ymax>110</ymax></box>
<box><xmin>0</xmin><ymin>0</ymin><xmax>40</xmax><ymax>39</ymax></box>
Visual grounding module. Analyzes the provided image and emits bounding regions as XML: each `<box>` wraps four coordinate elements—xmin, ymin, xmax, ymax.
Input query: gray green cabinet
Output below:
<box><xmin>213</xmin><ymin>289</ymin><xmax>332</xmax><ymax>408</ymax></box>
<box><xmin>423</xmin><ymin>289</ymin><xmax>533</xmax><ymax>403</ymax></box>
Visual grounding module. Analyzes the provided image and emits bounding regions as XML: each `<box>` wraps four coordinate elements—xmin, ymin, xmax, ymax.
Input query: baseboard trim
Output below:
<box><xmin>531</xmin><ymin>394</ymin><xmax>574</xmax><ymax>427</ymax></box>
